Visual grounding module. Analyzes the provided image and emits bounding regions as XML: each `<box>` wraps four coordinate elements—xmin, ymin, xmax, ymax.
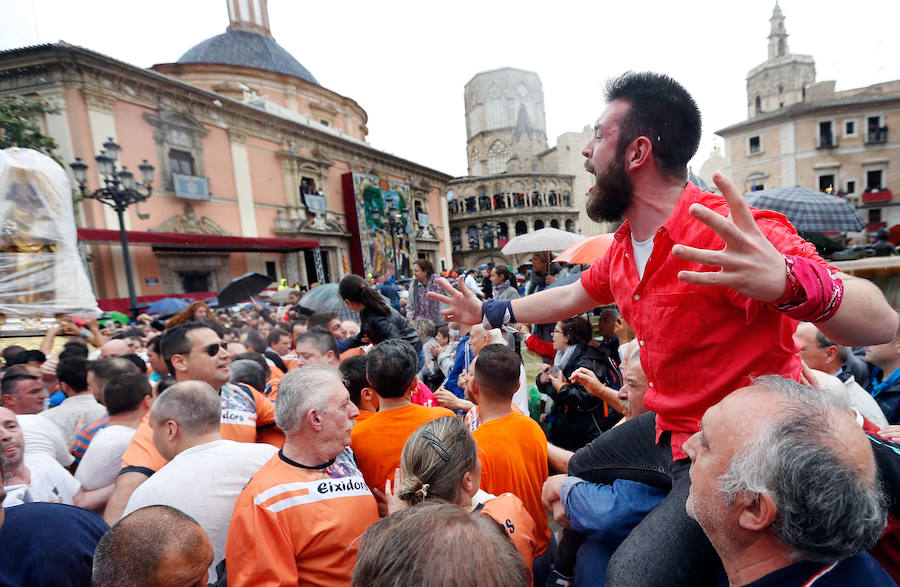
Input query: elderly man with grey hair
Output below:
<box><xmin>121</xmin><ymin>381</ymin><xmax>276</xmax><ymax>584</ymax></box>
<box><xmin>683</xmin><ymin>375</ymin><xmax>893</xmax><ymax>585</ymax></box>
<box><xmin>226</xmin><ymin>365</ymin><xmax>379</xmax><ymax>586</ymax></box>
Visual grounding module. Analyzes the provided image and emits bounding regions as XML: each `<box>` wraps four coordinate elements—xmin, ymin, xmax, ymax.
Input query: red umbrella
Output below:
<box><xmin>553</xmin><ymin>233</ymin><xmax>615</xmax><ymax>264</ymax></box>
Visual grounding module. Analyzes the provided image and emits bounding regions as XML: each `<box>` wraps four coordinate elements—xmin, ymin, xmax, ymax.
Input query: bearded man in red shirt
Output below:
<box><xmin>431</xmin><ymin>71</ymin><xmax>897</xmax><ymax>586</ymax></box>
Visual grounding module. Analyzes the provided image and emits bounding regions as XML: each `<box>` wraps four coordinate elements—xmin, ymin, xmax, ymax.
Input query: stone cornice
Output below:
<box><xmin>0</xmin><ymin>43</ymin><xmax>453</xmax><ymax>185</ymax></box>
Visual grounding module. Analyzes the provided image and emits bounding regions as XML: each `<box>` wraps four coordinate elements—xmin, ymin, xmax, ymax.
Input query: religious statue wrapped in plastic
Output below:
<box><xmin>0</xmin><ymin>148</ymin><xmax>98</xmax><ymax>317</ymax></box>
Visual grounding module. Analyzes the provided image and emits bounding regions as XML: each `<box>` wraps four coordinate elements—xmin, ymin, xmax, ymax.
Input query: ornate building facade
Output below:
<box><xmin>448</xmin><ymin>68</ymin><xmax>582</xmax><ymax>269</ymax></box>
<box><xmin>0</xmin><ymin>0</ymin><xmax>452</xmax><ymax>307</ymax></box>
<box><xmin>709</xmin><ymin>3</ymin><xmax>899</xmax><ymax>234</ymax></box>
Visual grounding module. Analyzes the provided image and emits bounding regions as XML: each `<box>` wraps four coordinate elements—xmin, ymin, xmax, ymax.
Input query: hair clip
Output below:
<box><xmin>422</xmin><ymin>430</ymin><xmax>451</xmax><ymax>461</ymax></box>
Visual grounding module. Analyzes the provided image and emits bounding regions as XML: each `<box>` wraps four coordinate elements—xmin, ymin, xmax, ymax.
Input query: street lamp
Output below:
<box><xmin>481</xmin><ymin>221</ymin><xmax>497</xmax><ymax>266</ymax></box>
<box><xmin>386</xmin><ymin>203</ymin><xmax>404</xmax><ymax>278</ymax></box>
<box><xmin>70</xmin><ymin>138</ymin><xmax>154</xmax><ymax>316</ymax></box>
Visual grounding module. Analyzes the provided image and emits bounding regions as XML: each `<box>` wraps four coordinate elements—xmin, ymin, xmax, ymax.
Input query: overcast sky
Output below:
<box><xmin>2</xmin><ymin>0</ymin><xmax>899</xmax><ymax>179</ymax></box>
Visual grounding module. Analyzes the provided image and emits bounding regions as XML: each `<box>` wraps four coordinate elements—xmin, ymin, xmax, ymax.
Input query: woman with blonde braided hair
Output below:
<box><xmin>391</xmin><ymin>416</ymin><xmax>538</xmax><ymax>567</ymax></box>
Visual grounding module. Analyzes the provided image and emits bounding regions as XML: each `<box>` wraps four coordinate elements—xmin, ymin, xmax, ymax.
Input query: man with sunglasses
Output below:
<box><xmin>103</xmin><ymin>322</ymin><xmax>278</xmax><ymax>524</ymax></box>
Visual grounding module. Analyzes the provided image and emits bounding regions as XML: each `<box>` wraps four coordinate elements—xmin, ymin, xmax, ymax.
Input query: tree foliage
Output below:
<box><xmin>0</xmin><ymin>97</ymin><xmax>60</xmax><ymax>159</ymax></box>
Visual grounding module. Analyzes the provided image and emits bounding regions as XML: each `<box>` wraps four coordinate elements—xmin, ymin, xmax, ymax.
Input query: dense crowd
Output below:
<box><xmin>2</xmin><ymin>71</ymin><xmax>900</xmax><ymax>587</ymax></box>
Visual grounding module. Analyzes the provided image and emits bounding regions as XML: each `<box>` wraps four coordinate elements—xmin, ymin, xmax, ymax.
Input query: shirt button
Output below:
<box><xmin>633</xmin><ymin>294</ymin><xmax>640</xmax><ymax>301</ymax></box>
<box><xmin>624</xmin><ymin>253</ymin><xmax>629</xmax><ymax>258</ymax></box>
<box><xmin>648</xmin><ymin>382</ymin><xmax>654</xmax><ymax>388</ymax></box>
<box><xmin>639</xmin><ymin>340</ymin><xmax>645</xmax><ymax>346</ymax></box>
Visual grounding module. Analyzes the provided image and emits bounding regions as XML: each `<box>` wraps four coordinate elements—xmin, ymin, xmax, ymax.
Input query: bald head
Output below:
<box><xmin>100</xmin><ymin>339</ymin><xmax>130</xmax><ymax>359</ymax></box>
<box><xmin>92</xmin><ymin>505</ymin><xmax>213</xmax><ymax>587</ymax></box>
<box><xmin>150</xmin><ymin>381</ymin><xmax>220</xmax><ymax>437</ymax></box>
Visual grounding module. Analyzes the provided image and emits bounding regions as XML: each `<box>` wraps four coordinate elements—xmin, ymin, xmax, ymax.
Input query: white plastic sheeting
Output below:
<box><xmin>0</xmin><ymin>148</ymin><xmax>98</xmax><ymax>316</ymax></box>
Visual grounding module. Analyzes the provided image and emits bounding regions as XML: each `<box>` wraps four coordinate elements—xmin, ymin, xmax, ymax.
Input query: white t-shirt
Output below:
<box><xmin>631</xmin><ymin>234</ymin><xmax>655</xmax><ymax>279</ymax></box>
<box><xmin>123</xmin><ymin>439</ymin><xmax>277</xmax><ymax>584</ymax></box>
<box><xmin>75</xmin><ymin>424</ymin><xmax>137</xmax><ymax>490</ymax></box>
<box><xmin>2</xmin><ymin>453</ymin><xmax>81</xmax><ymax>506</ymax></box>
<box><xmin>42</xmin><ymin>394</ymin><xmax>106</xmax><ymax>446</ymax></box>
<box><xmin>19</xmin><ymin>413</ymin><xmax>74</xmax><ymax>467</ymax></box>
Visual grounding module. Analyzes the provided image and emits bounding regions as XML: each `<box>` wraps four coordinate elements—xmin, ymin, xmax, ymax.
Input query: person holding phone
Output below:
<box><xmin>536</xmin><ymin>317</ymin><xmax>622</xmax><ymax>451</ymax></box>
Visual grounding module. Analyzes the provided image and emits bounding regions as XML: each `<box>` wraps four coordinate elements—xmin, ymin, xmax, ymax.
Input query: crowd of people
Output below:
<box><xmin>1</xmin><ymin>71</ymin><xmax>900</xmax><ymax>587</ymax></box>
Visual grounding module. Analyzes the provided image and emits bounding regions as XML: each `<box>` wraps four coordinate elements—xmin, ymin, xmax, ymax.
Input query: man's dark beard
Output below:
<box><xmin>586</xmin><ymin>156</ymin><xmax>634</xmax><ymax>223</ymax></box>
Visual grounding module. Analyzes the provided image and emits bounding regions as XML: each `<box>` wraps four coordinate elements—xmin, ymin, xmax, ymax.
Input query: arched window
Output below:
<box><xmin>488</xmin><ymin>140</ymin><xmax>508</xmax><ymax>175</ymax></box>
<box><xmin>498</xmin><ymin>222</ymin><xmax>509</xmax><ymax>240</ymax></box>
<box><xmin>565</xmin><ymin>219</ymin><xmax>575</xmax><ymax>232</ymax></box>
<box><xmin>778</xmin><ymin>38</ymin><xmax>785</xmax><ymax>56</ymax></box>
<box><xmin>534</xmin><ymin>219</ymin><xmax>545</xmax><ymax>230</ymax></box>
<box><xmin>451</xmin><ymin>228</ymin><xmax>462</xmax><ymax>252</ymax></box>
<box><xmin>515</xmin><ymin>220</ymin><xmax>527</xmax><ymax>235</ymax></box>
<box><xmin>755</xmin><ymin>96</ymin><xmax>762</xmax><ymax>113</ymax></box>
<box><xmin>467</xmin><ymin>226</ymin><xmax>480</xmax><ymax>250</ymax></box>
<box><xmin>550</xmin><ymin>219</ymin><xmax>560</xmax><ymax>229</ymax></box>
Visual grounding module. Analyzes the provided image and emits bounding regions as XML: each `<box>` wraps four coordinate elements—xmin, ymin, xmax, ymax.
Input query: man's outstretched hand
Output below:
<box><xmin>672</xmin><ymin>172</ymin><xmax>787</xmax><ymax>302</ymax></box>
<box><xmin>427</xmin><ymin>277</ymin><xmax>483</xmax><ymax>325</ymax></box>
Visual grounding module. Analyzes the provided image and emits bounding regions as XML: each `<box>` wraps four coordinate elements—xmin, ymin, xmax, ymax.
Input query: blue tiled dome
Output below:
<box><xmin>177</xmin><ymin>30</ymin><xmax>318</xmax><ymax>85</ymax></box>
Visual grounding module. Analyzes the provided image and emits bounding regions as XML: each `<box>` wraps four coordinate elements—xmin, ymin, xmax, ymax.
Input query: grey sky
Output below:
<box><xmin>2</xmin><ymin>0</ymin><xmax>898</xmax><ymax>180</ymax></box>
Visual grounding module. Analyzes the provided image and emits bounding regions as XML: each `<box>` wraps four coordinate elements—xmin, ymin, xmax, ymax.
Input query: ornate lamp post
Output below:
<box><xmin>386</xmin><ymin>203</ymin><xmax>403</xmax><ymax>278</ymax></box>
<box><xmin>69</xmin><ymin>138</ymin><xmax>154</xmax><ymax>315</ymax></box>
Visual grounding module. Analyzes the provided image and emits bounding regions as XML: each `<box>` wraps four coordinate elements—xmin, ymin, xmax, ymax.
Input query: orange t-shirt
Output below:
<box><xmin>121</xmin><ymin>382</ymin><xmax>278</xmax><ymax>476</ymax></box>
<box><xmin>350</xmin><ymin>403</ymin><xmax>455</xmax><ymax>492</ymax></box>
<box><xmin>354</xmin><ymin>410</ymin><xmax>375</xmax><ymax>425</ymax></box>
<box><xmin>474</xmin><ymin>412</ymin><xmax>550</xmax><ymax>555</ymax></box>
<box><xmin>227</xmin><ymin>448</ymin><xmax>379</xmax><ymax>586</ymax></box>
<box><xmin>478</xmin><ymin>492</ymin><xmax>538</xmax><ymax>566</ymax></box>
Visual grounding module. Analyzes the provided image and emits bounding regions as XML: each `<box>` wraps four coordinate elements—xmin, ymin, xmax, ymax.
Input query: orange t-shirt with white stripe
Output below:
<box><xmin>120</xmin><ymin>382</ymin><xmax>278</xmax><ymax>476</ymax></box>
<box><xmin>473</xmin><ymin>411</ymin><xmax>551</xmax><ymax>555</ymax></box>
<box><xmin>226</xmin><ymin>448</ymin><xmax>379</xmax><ymax>586</ymax></box>
<box><xmin>350</xmin><ymin>403</ymin><xmax>456</xmax><ymax>492</ymax></box>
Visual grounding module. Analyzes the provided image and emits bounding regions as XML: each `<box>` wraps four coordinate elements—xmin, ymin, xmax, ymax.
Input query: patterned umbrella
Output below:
<box><xmin>745</xmin><ymin>186</ymin><xmax>865</xmax><ymax>232</ymax></box>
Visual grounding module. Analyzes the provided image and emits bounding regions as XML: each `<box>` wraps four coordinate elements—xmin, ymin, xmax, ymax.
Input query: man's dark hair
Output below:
<box><xmin>229</xmin><ymin>359</ymin><xmax>267</xmax><ymax>394</ymax></box>
<box><xmin>231</xmin><ymin>352</ymin><xmax>270</xmax><ymax>381</ymax></box>
<box><xmin>2</xmin><ymin>345</ymin><xmax>25</xmax><ymax>366</ymax></box>
<box><xmin>307</xmin><ymin>312</ymin><xmax>337</xmax><ymax>332</ymax></box>
<box><xmin>148</xmin><ymin>336</ymin><xmax>162</xmax><ymax>355</ymax></box>
<box><xmin>56</xmin><ymin>356</ymin><xmax>88</xmax><ymax>392</ymax></box>
<box><xmin>119</xmin><ymin>353</ymin><xmax>147</xmax><ymax>374</ymax></box>
<box><xmin>240</xmin><ymin>328</ymin><xmax>266</xmax><ymax>353</ymax></box>
<box><xmin>92</xmin><ymin>505</ymin><xmax>207</xmax><ymax>587</ymax></box>
<box><xmin>605</xmin><ymin>71</ymin><xmax>701</xmax><ymax>180</ymax></box>
<box><xmin>197</xmin><ymin>317</ymin><xmax>225</xmax><ymax>339</ymax></box>
<box><xmin>104</xmin><ymin>372</ymin><xmax>151</xmax><ymax>415</ymax></box>
<box><xmin>61</xmin><ymin>340</ymin><xmax>89</xmax><ymax>359</ymax></box>
<box><xmin>366</xmin><ymin>339</ymin><xmax>417</xmax><ymax>398</ymax></box>
<box><xmin>159</xmin><ymin>322</ymin><xmax>211</xmax><ymax>374</ymax></box>
<box><xmin>473</xmin><ymin>344</ymin><xmax>521</xmax><ymax>399</ymax></box>
<box><xmin>290</xmin><ymin>317</ymin><xmax>309</xmax><ymax>332</ymax></box>
<box><xmin>88</xmin><ymin>357</ymin><xmax>139</xmax><ymax>392</ymax></box>
<box><xmin>18</xmin><ymin>349</ymin><xmax>46</xmax><ymax>364</ymax></box>
<box><xmin>155</xmin><ymin>375</ymin><xmax>176</xmax><ymax>396</ymax></box>
<box><xmin>295</xmin><ymin>330</ymin><xmax>338</xmax><ymax>357</ymax></box>
<box><xmin>1</xmin><ymin>364</ymin><xmax>38</xmax><ymax>397</ymax></box>
<box><xmin>266</xmin><ymin>328</ymin><xmax>290</xmax><ymax>348</ymax></box>
<box><xmin>339</xmin><ymin>355</ymin><xmax>369</xmax><ymax>407</ymax></box>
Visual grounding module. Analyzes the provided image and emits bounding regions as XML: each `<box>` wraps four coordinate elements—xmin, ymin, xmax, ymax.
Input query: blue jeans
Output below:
<box><xmin>567</xmin><ymin>412</ymin><xmax>723</xmax><ymax>587</ymax></box>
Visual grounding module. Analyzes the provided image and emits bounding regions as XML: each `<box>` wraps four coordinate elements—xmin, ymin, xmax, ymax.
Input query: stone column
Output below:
<box><xmin>229</xmin><ymin>129</ymin><xmax>259</xmax><ymax>237</ymax></box>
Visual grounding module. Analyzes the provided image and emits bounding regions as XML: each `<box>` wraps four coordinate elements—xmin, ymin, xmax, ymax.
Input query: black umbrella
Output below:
<box><xmin>216</xmin><ymin>273</ymin><xmax>273</xmax><ymax>307</ymax></box>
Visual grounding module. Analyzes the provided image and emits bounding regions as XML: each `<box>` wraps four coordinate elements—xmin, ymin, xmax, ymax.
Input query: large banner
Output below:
<box><xmin>342</xmin><ymin>172</ymin><xmax>416</xmax><ymax>279</ymax></box>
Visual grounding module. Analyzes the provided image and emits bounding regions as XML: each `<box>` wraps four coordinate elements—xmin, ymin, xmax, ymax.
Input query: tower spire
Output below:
<box><xmin>768</xmin><ymin>2</ymin><xmax>789</xmax><ymax>60</ymax></box>
<box><xmin>226</xmin><ymin>0</ymin><xmax>272</xmax><ymax>38</ymax></box>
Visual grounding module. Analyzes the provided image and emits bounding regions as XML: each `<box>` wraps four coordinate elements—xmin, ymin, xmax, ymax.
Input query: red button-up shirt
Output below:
<box><xmin>581</xmin><ymin>182</ymin><xmax>834</xmax><ymax>459</ymax></box>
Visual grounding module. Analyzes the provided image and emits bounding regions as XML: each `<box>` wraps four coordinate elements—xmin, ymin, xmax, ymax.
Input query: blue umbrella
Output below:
<box><xmin>146</xmin><ymin>297</ymin><xmax>191</xmax><ymax>314</ymax></box>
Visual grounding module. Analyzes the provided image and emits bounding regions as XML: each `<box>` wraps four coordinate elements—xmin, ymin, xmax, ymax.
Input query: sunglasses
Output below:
<box><xmin>193</xmin><ymin>342</ymin><xmax>228</xmax><ymax>357</ymax></box>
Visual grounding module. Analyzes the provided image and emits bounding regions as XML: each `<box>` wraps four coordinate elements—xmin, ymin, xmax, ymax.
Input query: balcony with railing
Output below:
<box><xmin>866</xmin><ymin>125</ymin><xmax>889</xmax><ymax>144</ymax></box>
<box><xmin>449</xmin><ymin>190</ymin><xmax>574</xmax><ymax>219</ymax></box>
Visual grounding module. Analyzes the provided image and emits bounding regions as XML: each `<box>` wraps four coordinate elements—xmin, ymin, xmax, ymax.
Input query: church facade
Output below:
<box><xmin>0</xmin><ymin>0</ymin><xmax>453</xmax><ymax>308</ymax></box>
